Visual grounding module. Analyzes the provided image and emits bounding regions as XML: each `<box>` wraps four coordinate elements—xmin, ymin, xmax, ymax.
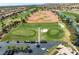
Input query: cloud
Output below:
<box><xmin>0</xmin><ymin>0</ymin><xmax>79</xmax><ymax>6</ymax></box>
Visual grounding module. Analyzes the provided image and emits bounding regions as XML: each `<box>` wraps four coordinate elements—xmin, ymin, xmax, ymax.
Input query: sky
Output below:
<box><xmin>0</xmin><ymin>0</ymin><xmax>79</xmax><ymax>6</ymax></box>
<box><xmin>0</xmin><ymin>3</ymin><xmax>44</xmax><ymax>6</ymax></box>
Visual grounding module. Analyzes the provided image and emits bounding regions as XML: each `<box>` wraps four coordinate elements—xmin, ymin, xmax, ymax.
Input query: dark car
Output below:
<box><xmin>16</xmin><ymin>41</ymin><xmax>20</xmax><ymax>43</ymax></box>
<box><xmin>3</xmin><ymin>50</ymin><xmax>9</xmax><ymax>55</ymax></box>
<box><xmin>7</xmin><ymin>50</ymin><xmax>15</xmax><ymax>55</ymax></box>
<box><xmin>6</xmin><ymin>41</ymin><xmax>10</xmax><ymax>43</ymax></box>
<box><xmin>27</xmin><ymin>49</ymin><xmax>33</xmax><ymax>53</ymax></box>
<box><xmin>36</xmin><ymin>44</ymin><xmax>40</xmax><ymax>48</ymax></box>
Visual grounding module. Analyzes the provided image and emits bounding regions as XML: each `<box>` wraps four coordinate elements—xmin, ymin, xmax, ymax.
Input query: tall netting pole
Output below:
<box><xmin>36</xmin><ymin>27</ymin><xmax>41</xmax><ymax>48</ymax></box>
<box><xmin>38</xmin><ymin>27</ymin><xmax>41</xmax><ymax>45</ymax></box>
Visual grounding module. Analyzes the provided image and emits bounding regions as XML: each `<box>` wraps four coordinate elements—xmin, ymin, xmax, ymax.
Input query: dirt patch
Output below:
<box><xmin>26</xmin><ymin>11</ymin><xmax>59</xmax><ymax>23</ymax></box>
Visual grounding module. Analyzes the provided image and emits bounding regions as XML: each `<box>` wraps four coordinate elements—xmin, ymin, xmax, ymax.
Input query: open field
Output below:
<box><xmin>1</xmin><ymin>23</ymin><xmax>64</xmax><ymax>42</ymax></box>
<box><xmin>27</xmin><ymin>11</ymin><xmax>59</xmax><ymax>23</ymax></box>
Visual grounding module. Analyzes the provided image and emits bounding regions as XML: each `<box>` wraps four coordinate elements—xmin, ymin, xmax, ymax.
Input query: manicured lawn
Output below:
<box><xmin>2</xmin><ymin>23</ymin><xmax>64</xmax><ymax>42</ymax></box>
<box><xmin>42</xmin><ymin>26</ymin><xmax>64</xmax><ymax>41</ymax></box>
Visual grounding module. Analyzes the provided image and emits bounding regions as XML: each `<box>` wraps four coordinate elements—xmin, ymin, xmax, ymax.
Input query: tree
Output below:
<box><xmin>75</xmin><ymin>17</ymin><xmax>79</xmax><ymax>23</ymax></box>
<box><xmin>0</xmin><ymin>20</ymin><xmax>5</xmax><ymax>27</ymax></box>
<box><xmin>21</xmin><ymin>19</ymin><xmax>26</xmax><ymax>23</ymax></box>
<box><xmin>2</xmin><ymin>28</ymin><xmax>8</xmax><ymax>33</ymax></box>
<box><xmin>7</xmin><ymin>46</ymin><xmax>11</xmax><ymax>50</ymax></box>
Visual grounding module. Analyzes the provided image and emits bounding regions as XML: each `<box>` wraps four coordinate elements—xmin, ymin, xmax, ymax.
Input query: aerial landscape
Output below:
<box><xmin>0</xmin><ymin>3</ymin><xmax>79</xmax><ymax>55</ymax></box>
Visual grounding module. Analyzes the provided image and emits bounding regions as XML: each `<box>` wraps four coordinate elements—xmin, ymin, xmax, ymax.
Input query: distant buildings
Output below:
<box><xmin>0</xmin><ymin>7</ymin><xmax>27</xmax><ymax>20</ymax></box>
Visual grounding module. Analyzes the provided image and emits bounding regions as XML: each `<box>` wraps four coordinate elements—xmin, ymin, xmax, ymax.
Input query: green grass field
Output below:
<box><xmin>1</xmin><ymin>23</ymin><xmax>64</xmax><ymax>42</ymax></box>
